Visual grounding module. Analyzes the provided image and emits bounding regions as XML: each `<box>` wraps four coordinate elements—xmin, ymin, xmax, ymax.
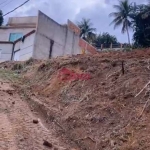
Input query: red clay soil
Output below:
<box><xmin>1</xmin><ymin>49</ymin><xmax>150</xmax><ymax>150</ymax></box>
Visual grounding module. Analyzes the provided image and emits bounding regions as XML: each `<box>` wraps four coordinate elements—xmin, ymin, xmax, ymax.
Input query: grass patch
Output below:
<box><xmin>0</xmin><ymin>69</ymin><xmax>21</xmax><ymax>83</ymax></box>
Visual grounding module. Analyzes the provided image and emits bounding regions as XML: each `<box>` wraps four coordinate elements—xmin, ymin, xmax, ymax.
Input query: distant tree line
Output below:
<box><xmin>2</xmin><ymin>0</ymin><xmax>150</xmax><ymax>48</ymax></box>
<box><xmin>78</xmin><ymin>0</ymin><xmax>150</xmax><ymax>48</ymax></box>
<box><xmin>77</xmin><ymin>18</ymin><xmax>120</xmax><ymax>49</ymax></box>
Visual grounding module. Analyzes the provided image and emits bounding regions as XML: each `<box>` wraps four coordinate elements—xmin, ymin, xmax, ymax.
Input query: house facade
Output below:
<box><xmin>0</xmin><ymin>11</ymin><xmax>97</xmax><ymax>62</ymax></box>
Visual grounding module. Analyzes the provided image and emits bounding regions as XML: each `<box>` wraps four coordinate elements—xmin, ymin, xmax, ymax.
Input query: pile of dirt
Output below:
<box><xmin>2</xmin><ymin>49</ymin><xmax>150</xmax><ymax>150</ymax></box>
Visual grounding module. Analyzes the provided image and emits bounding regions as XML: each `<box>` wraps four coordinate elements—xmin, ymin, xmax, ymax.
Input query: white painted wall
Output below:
<box><xmin>13</xmin><ymin>33</ymin><xmax>35</xmax><ymax>61</ymax></box>
<box><xmin>0</xmin><ymin>28</ymin><xmax>35</xmax><ymax>41</ymax></box>
<box><xmin>0</xmin><ymin>43</ymin><xmax>13</xmax><ymax>62</ymax></box>
<box><xmin>14</xmin><ymin>50</ymin><xmax>20</xmax><ymax>61</ymax></box>
<box><xmin>33</xmin><ymin>11</ymin><xmax>80</xmax><ymax>59</ymax></box>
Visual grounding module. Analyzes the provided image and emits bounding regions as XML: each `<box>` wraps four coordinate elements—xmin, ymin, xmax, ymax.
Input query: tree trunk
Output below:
<box><xmin>126</xmin><ymin>25</ymin><xmax>131</xmax><ymax>46</ymax></box>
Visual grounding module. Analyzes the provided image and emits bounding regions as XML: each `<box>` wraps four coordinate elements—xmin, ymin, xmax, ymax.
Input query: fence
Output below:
<box><xmin>96</xmin><ymin>43</ymin><xmax>130</xmax><ymax>51</ymax></box>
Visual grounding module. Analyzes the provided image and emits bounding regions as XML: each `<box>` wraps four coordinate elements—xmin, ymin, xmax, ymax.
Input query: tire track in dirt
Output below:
<box><xmin>0</xmin><ymin>113</ymin><xmax>17</xmax><ymax>150</ymax></box>
<box><xmin>0</xmin><ymin>79</ymin><xmax>68</xmax><ymax>150</ymax></box>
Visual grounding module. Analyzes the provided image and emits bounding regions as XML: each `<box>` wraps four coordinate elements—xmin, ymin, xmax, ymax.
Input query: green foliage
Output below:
<box><xmin>109</xmin><ymin>0</ymin><xmax>132</xmax><ymax>45</ymax></box>
<box><xmin>77</xmin><ymin>18</ymin><xmax>118</xmax><ymax>47</ymax></box>
<box><xmin>0</xmin><ymin>10</ymin><xmax>4</xmax><ymax>26</ymax></box>
<box><xmin>131</xmin><ymin>3</ymin><xmax>150</xmax><ymax>47</ymax></box>
<box><xmin>77</xmin><ymin>0</ymin><xmax>150</xmax><ymax>48</ymax></box>
<box><xmin>109</xmin><ymin>0</ymin><xmax>150</xmax><ymax>48</ymax></box>
<box><xmin>93</xmin><ymin>32</ymin><xmax>118</xmax><ymax>48</ymax></box>
<box><xmin>77</xmin><ymin>18</ymin><xmax>96</xmax><ymax>44</ymax></box>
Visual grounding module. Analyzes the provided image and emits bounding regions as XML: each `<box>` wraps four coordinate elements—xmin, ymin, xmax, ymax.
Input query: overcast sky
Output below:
<box><xmin>0</xmin><ymin>0</ymin><xmax>148</xmax><ymax>43</ymax></box>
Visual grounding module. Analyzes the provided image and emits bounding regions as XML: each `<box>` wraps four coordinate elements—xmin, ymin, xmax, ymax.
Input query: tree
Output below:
<box><xmin>94</xmin><ymin>32</ymin><xmax>118</xmax><ymax>48</ymax></box>
<box><xmin>141</xmin><ymin>1</ymin><xmax>150</xmax><ymax>19</ymax></box>
<box><xmin>109</xmin><ymin>0</ymin><xmax>132</xmax><ymax>45</ymax></box>
<box><xmin>131</xmin><ymin>3</ymin><xmax>150</xmax><ymax>47</ymax></box>
<box><xmin>0</xmin><ymin>10</ymin><xmax>4</xmax><ymax>26</ymax></box>
<box><xmin>77</xmin><ymin>18</ymin><xmax>96</xmax><ymax>43</ymax></box>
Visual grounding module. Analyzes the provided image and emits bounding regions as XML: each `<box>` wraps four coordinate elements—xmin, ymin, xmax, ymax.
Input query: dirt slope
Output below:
<box><xmin>0</xmin><ymin>76</ymin><xmax>72</xmax><ymax>149</ymax></box>
<box><xmin>1</xmin><ymin>50</ymin><xmax>150</xmax><ymax>150</ymax></box>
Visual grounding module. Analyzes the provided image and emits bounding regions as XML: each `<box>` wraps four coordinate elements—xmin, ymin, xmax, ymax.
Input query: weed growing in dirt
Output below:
<box><xmin>12</xmin><ymin>63</ymin><xmax>23</xmax><ymax>70</ymax></box>
<box><xmin>25</xmin><ymin>57</ymin><xmax>34</xmax><ymax>66</ymax></box>
<box><xmin>0</xmin><ymin>69</ymin><xmax>20</xmax><ymax>83</ymax></box>
<box><xmin>123</xmin><ymin>48</ymin><xmax>132</xmax><ymax>52</ymax></box>
<box><xmin>11</xmin><ymin>58</ymin><xmax>35</xmax><ymax>72</ymax></box>
<box><xmin>38</xmin><ymin>60</ymin><xmax>52</xmax><ymax>71</ymax></box>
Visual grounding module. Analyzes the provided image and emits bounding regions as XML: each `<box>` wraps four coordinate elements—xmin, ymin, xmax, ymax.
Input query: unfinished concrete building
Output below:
<box><xmin>0</xmin><ymin>11</ymin><xmax>97</xmax><ymax>62</ymax></box>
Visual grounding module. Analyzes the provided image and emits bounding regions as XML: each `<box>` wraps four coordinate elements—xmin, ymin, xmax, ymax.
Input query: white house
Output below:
<box><xmin>0</xmin><ymin>11</ymin><xmax>97</xmax><ymax>62</ymax></box>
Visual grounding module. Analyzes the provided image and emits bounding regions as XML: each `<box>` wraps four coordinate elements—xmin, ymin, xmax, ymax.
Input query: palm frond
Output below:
<box><xmin>109</xmin><ymin>0</ymin><xmax>131</xmax><ymax>44</ymax></box>
<box><xmin>109</xmin><ymin>16</ymin><xmax>122</xmax><ymax>26</ymax></box>
<box><xmin>113</xmin><ymin>4</ymin><xmax>122</xmax><ymax>11</ymax></box>
<box><xmin>109</xmin><ymin>12</ymin><xmax>121</xmax><ymax>17</ymax></box>
<box><xmin>114</xmin><ymin>19</ymin><xmax>123</xmax><ymax>29</ymax></box>
<box><xmin>77</xmin><ymin>18</ymin><xmax>96</xmax><ymax>42</ymax></box>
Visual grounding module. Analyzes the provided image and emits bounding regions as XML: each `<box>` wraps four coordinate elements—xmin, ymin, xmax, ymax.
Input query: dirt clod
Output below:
<box><xmin>12</xmin><ymin>101</ymin><xmax>15</xmax><ymax>104</ymax></box>
<box><xmin>109</xmin><ymin>95</ymin><xmax>116</xmax><ymax>100</ymax></box>
<box><xmin>7</xmin><ymin>90</ymin><xmax>13</xmax><ymax>95</ymax></box>
<box><xmin>33</xmin><ymin>119</ymin><xmax>39</xmax><ymax>124</ymax></box>
<box><xmin>43</xmin><ymin>140</ymin><xmax>53</xmax><ymax>148</ymax></box>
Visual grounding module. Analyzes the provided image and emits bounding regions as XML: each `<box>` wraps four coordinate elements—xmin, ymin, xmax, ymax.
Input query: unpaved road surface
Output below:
<box><xmin>0</xmin><ymin>79</ymin><xmax>68</xmax><ymax>150</ymax></box>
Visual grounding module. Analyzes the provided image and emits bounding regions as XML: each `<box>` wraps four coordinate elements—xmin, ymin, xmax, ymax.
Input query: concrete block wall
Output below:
<box><xmin>79</xmin><ymin>38</ymin><xmax>98</xmax><ymax>54</ymax></box>
<box><xmin>63</xmin><ymin>28</ymin><xmax>80</xmax><ymax>56</ymax></box>
<box><xmin>0</xmin><ymin>43</ymin><xmax>13</xmax><ymax>62</ymax></box>
<box><xmin>33</xmin><ymin>33</ymin><xmax>50</xmax><ymax>59</ymax></box>
<box><xmin>13</xmin><ymin>33</ymin><xmax>35</xmax><ymax>61</ymax></box>
<box><xmin>67</xmin><ymin>20</ymin><xmax>80</xmax><ymax>35</ymax></box>
<box><xmin>67</xmin><ymin>20</ymin><xmax>98</xmax><ymax>55</ymax></box>
<box><xmin>33</xmin><ymin>11</ymin><xmax>80</xmax><ymax>59</ymax></box>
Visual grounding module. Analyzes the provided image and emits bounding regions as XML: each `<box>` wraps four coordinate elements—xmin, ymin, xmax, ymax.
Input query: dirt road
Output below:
<box><xmin>0</xmin><ymin>79</ymin><xmax>68</xmax><ymax>150</ymax></box>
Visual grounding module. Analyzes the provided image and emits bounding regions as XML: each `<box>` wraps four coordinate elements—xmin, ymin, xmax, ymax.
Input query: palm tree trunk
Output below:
<box><xmin>126</xmin><ymin>25</ymin><xmax>131</xmax><ymax>46</ymax></box>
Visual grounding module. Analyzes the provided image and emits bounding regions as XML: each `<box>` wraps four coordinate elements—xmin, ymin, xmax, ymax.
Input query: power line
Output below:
<box><xmin>0</xmin><ymin>0</ymin><xmax>9</xmax><ymax>6</ymax></box>
<box><xmin>1</xmin><ymin>0</ymin><xmax>14</xmax><ymax>9</ymax></box>
<box><xmin>3</xmin><ymin>0</ymin><xmax>30</xmax><ymax>17</ymax></box>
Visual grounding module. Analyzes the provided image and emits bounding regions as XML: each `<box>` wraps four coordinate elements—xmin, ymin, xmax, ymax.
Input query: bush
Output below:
<box><xmin>12</xmin><ymin>63</ymin><xmax>23</xmax><ymax>70</ymax></box>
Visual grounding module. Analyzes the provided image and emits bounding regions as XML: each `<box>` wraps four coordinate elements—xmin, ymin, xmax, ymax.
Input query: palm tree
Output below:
<box><xmin>0</xmin><ymin>10</ymin><xmax>4</xmax><ymax>26</ymax></box>
<box><xmin>94</xmin><ymin>33</ymin><xmax>118</xmax><ymax>48</ymax></box>
<box><xmin>77</xmin><ymin>18</ymin><xmax>96</xmax><ymax>43</ymax></box>
<box><xmin>109</xmin><ymin>0</ymin><xmax>132</xmax><ymax>45</ymax></box>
